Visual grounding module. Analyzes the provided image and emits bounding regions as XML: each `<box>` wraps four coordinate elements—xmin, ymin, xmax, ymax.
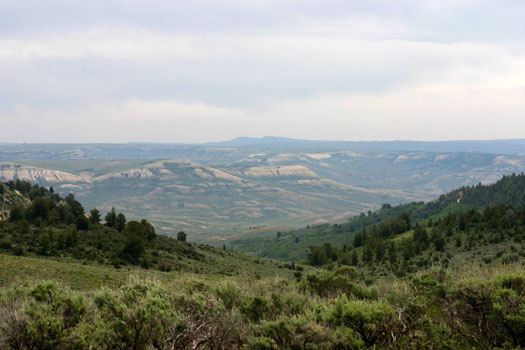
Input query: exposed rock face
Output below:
<box><xmin>305</xmin><ymin>153</ymin><xmax>332</xmax><ymax>160</ymax></box>
<box><xmin>93</xmin><ymin>168</ymin><xmax>155</xmax><ymax>181</ymax></box>
<box><xmin>493</xmin><ymin>156</ymin><xmax>525</xmax><ymax>168</ymax></box>
<box><xmin>243</xmin><ymin>165</ymin><xmax>319</xmax><ymax>178</ymax></box>
<box><xmin>0</xmin><ymin>164</ymin><xmax>87</xmax><ymax>183</ymax></box>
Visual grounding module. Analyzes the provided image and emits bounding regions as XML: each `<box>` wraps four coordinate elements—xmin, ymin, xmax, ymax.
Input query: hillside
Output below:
<box><xmin>1</xmin><ymin>177</ymin><xmax>524</xmax><ymax>349</ymax></box>
<box><xmin>0</xmin><ymin>182</ymin><xmax>29</xmax><ymax>220</ymax></box>
<box><xmin>2</xmin><ymin>149</ymin><xmax>525</xmax><ymax>238</ymax></box>
<box><xmin>0</xmin><ymin>160</ymin><xmax>421</xmax><ymax>239</ymax></box>
<box><xmin>231</xmin><ymin>173</ymin><xmax>525</xmax><ymax>261</ymax></box>
<box><xmin>305</xmin><ymin>203</ymin><xmax>525</xmax><ymax>276</ymax></box>
<box><xmin>1</xmin><ymin>243</ymin><xmax>524</xmax><ymax>349</ymax></box>
<box><xmin>0</xmin><ymin>180</ymin><xmax>299</xmax><ymax>278</ymax></box>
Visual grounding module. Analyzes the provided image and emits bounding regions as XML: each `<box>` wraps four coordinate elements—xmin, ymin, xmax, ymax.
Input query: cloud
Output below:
<box><xmin>1</xmin><ymin>26</ymin><xmax>522</xmax><ymax>108</ymax></box>
<box><xmin>1</xmin><ymin>0</ymin><xmax>525</xmax><ymax>142</ymax></box>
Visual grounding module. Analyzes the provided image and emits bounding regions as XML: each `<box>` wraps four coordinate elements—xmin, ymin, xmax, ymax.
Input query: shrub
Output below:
<box><xmin>300</xmin><ymin>267</ymin><xmax>378</xmax><ymax>299</ymax></box>
<box><xmin>241</xmin><ymin>297</ymin><xmax>269</xmax><ymax>322</ymax></box>
<box><xmin>325</xmin><ymin>297</ymin><xmax>395</xmax><ymax>347</ymax></box>
<box><xmin>216</xmin><ymin>282</ymin><xmax>241</xmax><ymax>310</ymax></box>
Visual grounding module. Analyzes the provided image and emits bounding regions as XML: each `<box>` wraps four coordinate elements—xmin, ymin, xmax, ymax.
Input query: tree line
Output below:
<box><xmin>0</xmin><ymin>180</ymin><xmax>194</xmax><ymax>271</ymax></box>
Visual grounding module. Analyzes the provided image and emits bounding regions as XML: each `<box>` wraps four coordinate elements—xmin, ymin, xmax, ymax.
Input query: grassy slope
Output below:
<box><xmin>1</xmin><ymin>250</ymin><xmax>524</xmax><ymax>349</ymax></box>
<box><xmin>0</xmin><ymin>241</ymin><xmax>303</xmax><ymax>286</ymax></box>
<box><xmin>0</xmin><ymin>252</ymin><xmax>303</xmax><ymax>291</ymax></box>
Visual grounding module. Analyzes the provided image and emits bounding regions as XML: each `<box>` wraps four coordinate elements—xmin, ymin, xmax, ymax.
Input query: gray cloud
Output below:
<box><xmin>1</xmin><ymin>0</ymin><xmax>524</xmax><ymax>142</ymax></box>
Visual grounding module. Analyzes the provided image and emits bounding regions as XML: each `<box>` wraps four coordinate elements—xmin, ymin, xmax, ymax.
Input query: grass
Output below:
<box><xmin>0</xmin><ymin>252</ymin><xmax>312</xmax><ymax>290</ymax></box>
<box><xmin>1</xmin><ymin>253</ymin><xmax>524</xmax><ymax>349</ymax></box>
<box><xmin>391</xmin><ymin>230</ymin><xmax>414</xmax><ymax>242</ymax></box>
<box><xmin>0</xmin><ymin>253</ymin><xmax>306</xmax><ymax>291</ymax></box>
<box><xmin>0</xmin><ymin>254</ymin><xmax>142</xmax><ymax>290</ymax></box>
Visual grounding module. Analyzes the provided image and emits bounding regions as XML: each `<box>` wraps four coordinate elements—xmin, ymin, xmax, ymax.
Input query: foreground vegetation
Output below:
<box><xmin>0</xmin><ymin>255</ymin><xmax>524</xmax><ymax>349</ymax></box>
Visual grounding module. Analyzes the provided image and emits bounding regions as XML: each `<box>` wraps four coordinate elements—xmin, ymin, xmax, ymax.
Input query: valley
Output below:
<box><xmin>0</xmin><ymin>159</ymin><xmax>416</xmax><ymax>239</ymax></box>
<box><xmin>1</xmin><ymin>141</ymin><xmax>525</xmax><ymax>240</ymax></box>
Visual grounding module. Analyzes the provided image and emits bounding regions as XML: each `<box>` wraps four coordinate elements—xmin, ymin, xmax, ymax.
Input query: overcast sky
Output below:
<box><xmin>1</xmin><ymin>0</ymin><xmax>524</xmax><ymax>143</ymax></box>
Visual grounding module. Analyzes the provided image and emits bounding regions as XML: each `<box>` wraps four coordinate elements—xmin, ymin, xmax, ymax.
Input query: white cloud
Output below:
<box><xmin>1</xmin><ymin>0</ymin><xmax>525</xmax><ymax>142</ymax></box>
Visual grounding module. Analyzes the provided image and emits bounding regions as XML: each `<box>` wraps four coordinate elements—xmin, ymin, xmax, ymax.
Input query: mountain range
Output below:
<box><xmin>1</xmin><ymin>137</ymin><xmax>525</xmax><ymax>161</ymax></box>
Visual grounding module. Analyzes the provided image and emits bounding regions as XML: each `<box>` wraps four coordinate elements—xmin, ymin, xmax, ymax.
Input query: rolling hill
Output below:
<box><xmin>2</xmin><ymin>145</ymin><xmax>525</xmax><ymax>239</ymax></box>
<box><xmin>0</xmin><ymin>160</ymin><xmax>419</xmax><ymax>239</ymax></box>
<box><xmin>0</xmin><ymin>180</ymin><xmax>299</xmax><ymax>278</ymax></box>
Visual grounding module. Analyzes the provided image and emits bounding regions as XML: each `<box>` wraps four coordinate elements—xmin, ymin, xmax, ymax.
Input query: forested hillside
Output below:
<box><xmin>0</xmin><ymin>180</ymin><xmax>296</xmax><ymax>277</ymax></box>
<box><xmin>231</xmin><ymin>173</ymin><xmax>525</xmax><ymax>261</ymax></box>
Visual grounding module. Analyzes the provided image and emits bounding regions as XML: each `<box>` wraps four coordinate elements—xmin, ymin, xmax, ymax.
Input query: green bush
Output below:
<box><xmin>325</xmin><ymin>296</ymin><xmax>395</xmax><ymax>347</ymax></box>
<box><xmin>217</xmin><ymin>282</ymin><xmax>241</xmax><ymax>310</ymax></box>
<box><xmin>242</xmin><ymin>296</ymin><xmax>269</xmax><ymax>322</ymax></box>
<box><xmin>300</xmin><ymin>267</ymin><xmax>378</xmax><ymax>299</ymax></box>
<box><xmin>1</xmin><ymin>265</ymin><xmax>524</xmax><ymax>349</ymax></box>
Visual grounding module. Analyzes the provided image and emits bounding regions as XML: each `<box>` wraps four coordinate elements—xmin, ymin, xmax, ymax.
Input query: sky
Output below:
<box><xmin>1</xmin><ymin>0</ymin><xmax>525</xmax><ymax>143</ymax></box>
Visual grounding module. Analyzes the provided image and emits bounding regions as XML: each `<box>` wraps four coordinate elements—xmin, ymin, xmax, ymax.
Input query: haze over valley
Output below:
<box><xmin>1</xmin><ymin>139</ymin><xmax>525</xmax><ymax>240</ymax></box>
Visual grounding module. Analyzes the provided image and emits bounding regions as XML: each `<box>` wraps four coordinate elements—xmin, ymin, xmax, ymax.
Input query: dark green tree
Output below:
<box><xmin>28</xmin><ymin>197</ymin><xmax>50</xmax><ymax>222</ymax></box>
<box><xmin>67</xmin><ymin>199</ymin><xmax>85</xmax><ymax>219</ymax></box>
<box><xmin>89</xmin><ymin>208</ymin><xmax>101</xmax><ymax>224</ymax></box>
<box><xmin>116</xmin><ymin>213</ymin><xmax>127</xmax><ymax>232</ymax></box>
<box><xmin>123</xmin><ymin>220</ymin><xmax>156</xmax><ymax>241</ymax></box>
<box><xmin>105</xmin><ymin>207</ymin><xmax>117</xmax><ymax>228</ymax></box>
<box><xmin>75</xmin><ymin>215</ymin><xmax>90</xmax><ymax>231</ymax></box>
<box><xmin>351</xmin><ymin>250</ymin><xmax>359</xmax><ymax>266</ymax></box>
<box><xmin>121</xmin><ymin>234</ymin><xmax>145</xmax><ymax>263</ymax></box>
<box><xmin>8</xmin><ymin>205</ymin><xmax>25</xmax><ymax>222</ymax></box>
<box><xmin>177</xmin><ymin>231</ymin><xmax>187</xmax><ymax>242</ymax></box>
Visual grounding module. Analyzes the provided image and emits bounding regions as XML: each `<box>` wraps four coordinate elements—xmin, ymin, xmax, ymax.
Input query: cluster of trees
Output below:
<box><xmin>4</xmin><ymin>180</ymin><xmax>129</xmax><ymax>233</ymax></box>
<box><xmin>0</xmin><ymin>180</ymin><xmax>202</xmax><ymax>271</ymax></box>
<box><xmin>438</xmin><ymin>172</ymin><xmax>525</xmax><ymax>209</ymax></box>
<box><xmin>3</xmin><ymin>179</ymin><xmax>60</xmax><ymax>201</ymax></box>
<box><xmin>232</xmin><ymin>173</ymin><xmax>525</xmax><ymax>261</ymax></box>
<box><xmin>307</xmin><ymin>204</ymin><xmax>525</xmax><ymax>277</ymax></box>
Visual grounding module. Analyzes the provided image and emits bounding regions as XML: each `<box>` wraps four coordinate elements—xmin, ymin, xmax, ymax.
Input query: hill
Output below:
<box><xmin>2</xmin><ymin>138</ymin><xmax>525</xmax><ymax>157</ymax></box>
<box><xmin>2</xmin><ymin>150</ymin><xmax>525</xmax><ymax>238</ymax></box>
<box><xmin>205</xmin><ymin>136</ymin><xmax>525</xmax><ymax>153</ymax></box>
<box><xmin>0</xmin><ymin>180</ymin><xmax>299</xmax><ymax>278</ymax></box>
<box><xmin>0</xmin><ymin>160</ymin><xmax>422</xmax><ymax>239</ymax></box>
<box><xmin>1</xmin><ymin>178</ymin><xmax>524</xmax><ymax>349</ymax></box>
<box><xmin>0</xmin><ymin>243</ymin><xmax>523</xmax><ymax>349</ymax></box>
<box><xmin>230</xmin><ymin>173</ymin><xmax>525</xmax><ymax>261</ymax></box>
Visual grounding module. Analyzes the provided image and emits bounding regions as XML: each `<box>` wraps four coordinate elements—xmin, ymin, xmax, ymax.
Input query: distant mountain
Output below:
<box><xmin>203</xmin><ymin>136</ymin><xmax>525</xmax><ymax>154</ymax></box>
<box><xmin>1</xmin><ymin>138</ymin><xmax>525</xmax><ymax>161</ymax></box>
